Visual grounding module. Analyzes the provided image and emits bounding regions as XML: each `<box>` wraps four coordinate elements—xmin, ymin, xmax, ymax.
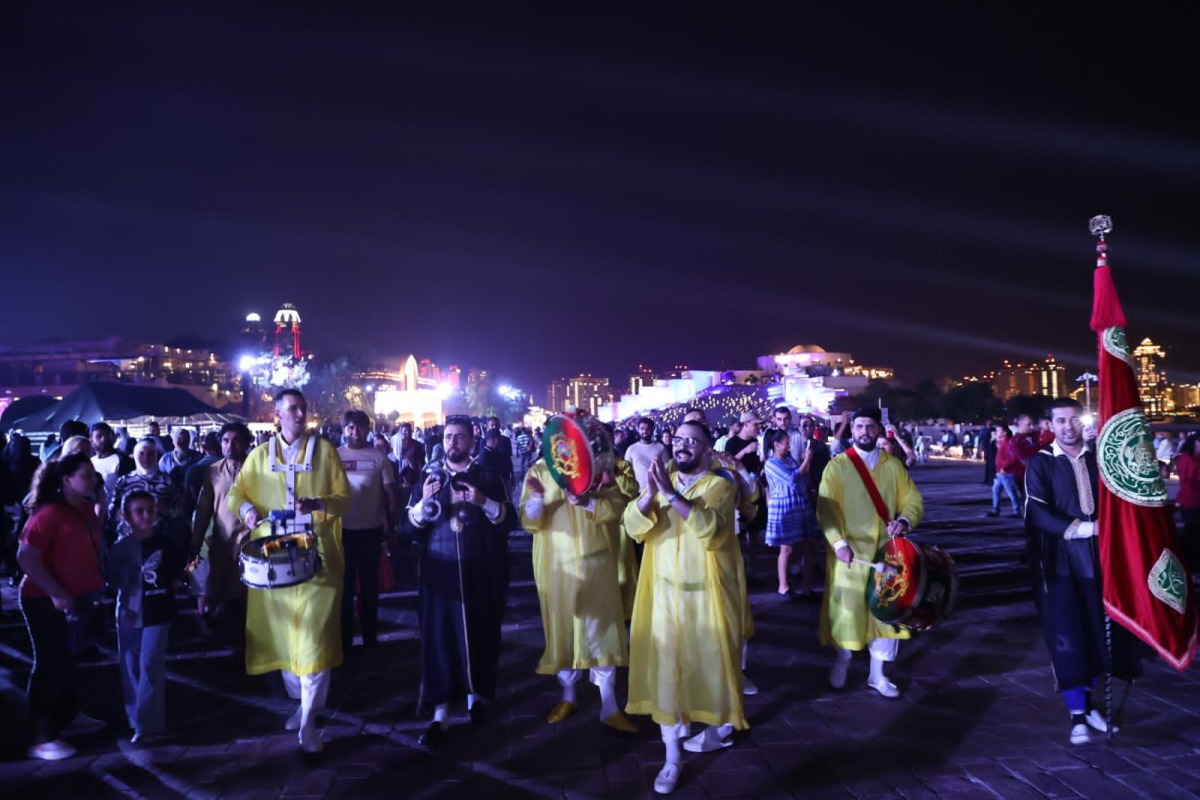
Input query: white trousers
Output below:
<box><xmin>869</xmin><ymin>639</ymin><xmax>899</xmax><ymax>662</ymax></box>
<box><xmin>282</xmin><ymin>669</ymin><xmax>330</xmax><ymax>731</ymax></box>
<box><xmin>556</xmin><ymin>666</ymin><xmax>615</xmax><ymax>687</ymax></box>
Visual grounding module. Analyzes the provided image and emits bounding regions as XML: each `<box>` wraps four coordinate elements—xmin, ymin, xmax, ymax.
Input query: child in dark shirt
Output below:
<box><xmin>107</xmin><ymin>490</ymin><xmax>184</xmax><ymax>743</ymax></box>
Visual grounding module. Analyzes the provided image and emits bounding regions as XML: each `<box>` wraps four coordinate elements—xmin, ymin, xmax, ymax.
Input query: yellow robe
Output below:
<box><xmin>623</xmin><ymin>468</ymin><xmax>747</xmax><ymax>729</ymax></box>
<box><xmin>227</xmin><ymin>434</ymin><xmax>351</xmax><ymax>676</ymax></box>
<box><xmin>521</xmin><ymin>461</ymin><xmax>628</xmax><ymax>674</ymax></box>
<box><xmin>817</xmin><ymin>450</ymin><xmax>924</xmax><ymax>650</ymax></box>
<box><xmin>607</xmin><ymin>459</ymin><xmax>640</xmax><ymax>620</ymax></box>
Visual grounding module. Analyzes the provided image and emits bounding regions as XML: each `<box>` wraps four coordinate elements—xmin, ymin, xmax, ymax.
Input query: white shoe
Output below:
<box><xmin>284</xmin><ymin>705</ymin><xmax>303</xmax><ymax>731</ymax></box>
<box><xmin>868</xmin><ymin>677</ymin><xmax>900</xmax><ymax>698</ymax></box>
<box><xmin>299</xmin><ymin>724</ymin><xmax>323</xmax><ymax>754</ymax></box>
<box><xmin>1086</xmin><ymin>709</ymin><xmax>1118</xmax><ymax>734</ymax></box>
<box><xmin>62</xmin><ymin>713</ymin><xmax>106</xmax><ymax>736</ymax></box>
<box><xmin>829</xmin><ymin>657</ymin><xmax>850</xmax><ymax>689</ymax></box>
<box><xmin>653</xmin><ymin>763</ymin><xmax>681</xmax><ymax>794</ymax></box>
<box><xmin>682</xmin><ymin>729</ymin><xmax>733</xmax><ymax>754</ymax></box>
<box><xmin>741</xmin><ymin>674</ymin><xmax>759</xmax><ymax>696</ymax></box>
<box><xmin>27</xmin><ymin>739</ymin><xmax>76</xmax><ymax>761</ymax></box>
<box><xmin>1069</xmin><ymin>723</ymin><xmax>1090</xmax><ymax>745</ymax></box>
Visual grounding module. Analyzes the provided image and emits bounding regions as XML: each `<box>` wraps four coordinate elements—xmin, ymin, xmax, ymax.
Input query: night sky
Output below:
<box><xmin>3</xmin><ymin>5</ymin><xmax>1198</xmax><ymax>395</ymax></box>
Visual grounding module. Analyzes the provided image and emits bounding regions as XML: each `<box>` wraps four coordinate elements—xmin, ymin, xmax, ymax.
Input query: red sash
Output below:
<box><xmin>845</xmin><ymin>447</ymin><xmax>892</xmax><ymax>524</ymax></box>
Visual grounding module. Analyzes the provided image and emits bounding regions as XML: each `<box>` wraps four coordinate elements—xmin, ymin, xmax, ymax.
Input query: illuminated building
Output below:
<box><xmin>988</xmin><ymin>356</ymin><xmax>1067</xmax><ymax>401</ymax></box>
<box><xmin>1133</xmin><ymin>338</ymin><xmax>1170</xmax><ymax>418</ymax></box>
<box><xmin>273</xmin><ymin>303</ymin><xmax>303</xmax><ymax>359</ymax></box>
<box><xmin>628</xmin><ymin>364</ymin><xmax>657</xmax><ymax>395</ymax></box>
<box><xmin>0</xmin><ymin>337</ymin><xmax>237</xmax><ymax>409</ymax></box>
<box><xmin>1169</xmin><ymin>384</ymin><xmax>1200</xmax><ymax>414</ymax></box>
<box><xmin>546</xmin><ymin>374</ymin><xmax>612</xmax><ymax>416</ymax></box>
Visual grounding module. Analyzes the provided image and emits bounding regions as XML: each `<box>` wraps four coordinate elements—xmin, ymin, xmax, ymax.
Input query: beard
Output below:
<box><xmin>854</xmin><ymin>435</ymin><xmax>877</xmax><ymax>452</ymax></box>
<box><xmin>640</xmin><ymin>433</ymin><xmax>653</xmax><ymax>443</ymax></box>
<box><xmin>446</xmin><ymin>447</ymin><xmax>470</xmax><ymax>465</ymax></box>
<box><xmin>674</xmin><ymin>451</ymin><xmax>700</xmax><ymax>473</ymax></box>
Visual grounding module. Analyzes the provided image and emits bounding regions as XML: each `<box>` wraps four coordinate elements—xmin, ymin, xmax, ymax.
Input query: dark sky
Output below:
<box><xmin>3</xmin><ymin>5</ymin><xmax>1199</xmax><ymax>396</ymax></box>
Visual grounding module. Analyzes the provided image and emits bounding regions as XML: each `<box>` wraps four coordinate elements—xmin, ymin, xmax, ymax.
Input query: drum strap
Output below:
<box><xmin>845</xmin><ymin>447</ymin><xmax>892</xmax><ymax>524</ymax></box>
<box><xmin>269</xmin><ymin>434</ymin><xmax>317</xmax><ymax>527</ymax></box>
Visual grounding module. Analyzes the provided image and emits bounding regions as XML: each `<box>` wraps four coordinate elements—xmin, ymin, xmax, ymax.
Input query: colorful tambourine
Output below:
<box><xmin>542</xmin><ymin>413</ymin><xmax>615</xmax><ymax>496</ymax></box>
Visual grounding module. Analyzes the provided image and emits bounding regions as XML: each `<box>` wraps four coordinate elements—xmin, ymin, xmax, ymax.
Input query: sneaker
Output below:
<box><xmin>741</xmin><ymin>674</ymin><xmax>759</xmax><ymax>696</ymax></box>
<box><xmin>284</xmin><ymin>705</ymin><xmax>303</xmax><ymax>731</ymax></box>
<box><xmin>62</xmin><ymin>713</ymin><xmax>106</xmax><ymax>736</ymax></box>
<box><xmin>1086</xmin><ymin>709</ymin><xmax>1118</xmax><ymax>734</ymax></box>
<box><xmin>27</xmin><ymin>740</ymin><xmax>76</xmax><ymax>761</ymax></box>
<box><xmin>829</xmin><ymin>657</ymin><xmax>850</xmax><ymax>690</ymax></box>
<box><xmin>653</xmin><ymin>762</ymin><xmax>681</xmax><ymax>794</ymax></box>
<box><xmin>867</xmin><ymin>676</ymin><xmax>900</xmax><ymax>698</ymax></box>
<box><xmin>1069</xmin><ymin>722</ymin><xmax>1090</xmax><ymax>745</ymax></box>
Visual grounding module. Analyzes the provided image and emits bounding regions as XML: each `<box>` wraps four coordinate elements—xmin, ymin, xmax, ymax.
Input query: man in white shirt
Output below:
<box><xmin>337</xmin><ymin>410</ymin><xmax>397</xmax><ymax>650</ymax></box>
<box><xmin>90</xmin><ymin>422</ymin><xmax>134</xmax><ymax>506</ymax></box>
<box><xmin>624</xmin><ymin>417</ymin><xmax>668</xmax><ymax>493</ymax></box>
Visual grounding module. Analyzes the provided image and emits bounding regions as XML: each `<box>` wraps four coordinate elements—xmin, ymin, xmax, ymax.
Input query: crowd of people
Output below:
<box><xmin>0</xmin><ymin>394</ymin><xmax>1195</xmax><ymax>794</ymax></box>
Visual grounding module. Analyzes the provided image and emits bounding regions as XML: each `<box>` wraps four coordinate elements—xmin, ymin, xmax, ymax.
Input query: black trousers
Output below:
<box><xmin>19</xmin><ymin>595</ymin><xmax>79</xmax><ymax>743</ymax></box>
<box><xmin>341</xmin><ymin>527</ymin><xmax>383</xmax><ymax>648</ymax></box>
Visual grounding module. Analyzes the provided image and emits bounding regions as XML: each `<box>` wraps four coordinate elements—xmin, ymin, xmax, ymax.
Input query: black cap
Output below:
<box><xmin>852</xmin><ymin>407</ymin><xmax>882</xmax><ymax>425</ymax></box>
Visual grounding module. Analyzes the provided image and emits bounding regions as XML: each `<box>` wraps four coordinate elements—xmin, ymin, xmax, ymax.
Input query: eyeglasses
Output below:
<box><xmin>671</xmin><ymin>436</ymin><xmax>704</xmax><ymax>447</ymax></box>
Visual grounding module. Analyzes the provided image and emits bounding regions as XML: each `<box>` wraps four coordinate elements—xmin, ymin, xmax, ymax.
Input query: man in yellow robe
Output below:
<box><xmin>817</xmin><ymin>407</ymin><xmax>923</xmax><ymax>699</ymax></box>
<box><xmin>605</xmin><ymin>457</ymin><xmax>640</xmax><ymax>620</ymax></box>
<box><xmin>227</xmin><ymin>389</ymin><xmax>351</xmax><ymax>753</ymax></box>
<box><xmin>623</xmin><ymin>421</ymin><xmax>746</xmax><ymax>796</ymax></box>
<box><xmin>521</xmin><ymin>458</ymin><xmax>635</xmax><ymax>732</ymax></box>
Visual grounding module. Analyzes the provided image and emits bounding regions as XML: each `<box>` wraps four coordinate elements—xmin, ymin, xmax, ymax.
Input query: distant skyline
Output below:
<box><xmin>4</xmin><ymin>6</ymin><xmax>1199</xmax><ymax>391</ymax></box>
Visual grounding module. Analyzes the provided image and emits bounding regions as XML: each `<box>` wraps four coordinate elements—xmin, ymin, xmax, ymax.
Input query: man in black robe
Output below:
<box><xmin>1025</xmin><ymin>397</ymin><xmax>1140</xmax><ymax>746</ymax></box>
<box><xmin>407</xmin><ymin>415</ymin><xmax>514</xmax><ymax>749</ymax></box>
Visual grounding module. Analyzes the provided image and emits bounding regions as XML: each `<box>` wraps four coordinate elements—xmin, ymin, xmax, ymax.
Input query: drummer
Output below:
<box><xmin>226</xmin><ymin>389</ymin><xmax>351</xmax><ymax>753</ymax></box>
<box><xmin>817</xmin><ymin>407</ymin><xmax>924</xmax><ymax>698</ymax></box>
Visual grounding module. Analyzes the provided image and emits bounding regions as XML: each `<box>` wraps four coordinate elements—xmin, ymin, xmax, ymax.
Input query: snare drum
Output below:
<box><xmin>239</xmin><ymin>532</ymin><xmax>321</xmax><ymax>589</ymax></box>
<box><xmin>867</xmin><ymin>537</ymin><xmax>958</xmax><ymax>632</ymax></box>
<box><xmin>542</xmin><ymin>413</ymin><xmax>615</xmax><ymax>496</ymax></box>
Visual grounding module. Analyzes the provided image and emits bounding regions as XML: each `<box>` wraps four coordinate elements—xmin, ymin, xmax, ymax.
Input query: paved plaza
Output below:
<box><xmin>2</xmin><ymin>459</ymin><xmax>1200</xmax><ymax>799</ymax></box>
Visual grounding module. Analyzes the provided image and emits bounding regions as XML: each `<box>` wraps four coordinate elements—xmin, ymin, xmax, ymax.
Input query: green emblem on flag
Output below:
<box><xmin>1102</xmin><ymin>326</ymin><xmax>1135</xmax><ymax>368</ymax></box>
<box><xmin>1097</xmin><ymin>407</ymin><xmax>1168</xmax><ymax>506</ymax></box>
<box><xmin>1148</xmin><ymin>549</ymin><xmax>1188</xmax><ymax>614</ymax></box>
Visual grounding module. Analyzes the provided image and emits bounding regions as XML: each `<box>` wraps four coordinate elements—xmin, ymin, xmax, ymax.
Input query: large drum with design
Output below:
<box><xmin>867</xmin><ymin>537</ymin><xmax>958</xmax><ymax>632</ymax></box>
<box><xmin>542</xmin><ymin>413</ymin><xmax>615</xmax><ymax>496</ymax></box>
<box><xmin>239</xmin><ymin>532</ymin><xmax>321</xmax><ymax>589</ymax></box>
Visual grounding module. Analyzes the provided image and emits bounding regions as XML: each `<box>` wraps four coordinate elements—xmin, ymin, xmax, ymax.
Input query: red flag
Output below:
<box><xmin>1091</xmin><ymin>230</ymin><xmax>1198</xmax><ymax>671</ymax></box>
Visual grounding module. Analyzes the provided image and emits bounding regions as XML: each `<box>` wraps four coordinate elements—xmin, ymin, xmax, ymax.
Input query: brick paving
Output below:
<box><xmin>2</xmin><ymin>459</ymin><xmax>1199</xmax><ymax>799</ymax></box>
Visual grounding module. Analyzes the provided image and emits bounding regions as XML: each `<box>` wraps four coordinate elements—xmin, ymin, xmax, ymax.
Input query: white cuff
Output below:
<box><xmin>239</xmin><ymin>502</ymin><xmax>257</xmax><ymax>521</ymax></box>
<box><xmin>524</xmin><ymin>495</ymin><xmax>545</xmax><ymax>520</ymax></box>
<box><xmin>408</xmin><ymin>505</ymin><xmax>430</xmax><ymax>528</ymax></box>
<box><xmin>482</xmin><ymin>498</ymin><xmax>503</xmax><ymax>522</ymax></box>
<box><xmin>584</xmin><ymin>498</ymin><xmax>596</xmax><ymax>513</ymax></box>
<box><xmin>833</xmin><ymin>539</ymin><xmax>849</xmax><ymax>551</ymax></box>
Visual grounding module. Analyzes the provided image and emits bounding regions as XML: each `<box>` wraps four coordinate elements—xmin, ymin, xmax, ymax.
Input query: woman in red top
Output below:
<box><xmin>1176</xmin><ymin>434</ymin><xmax>1200</xmax><ymax>571</ymax></box>
<box><xmin>16</xmin><ymin>453</ymin><xmax>105</xmax><ymax>761</ymax></box>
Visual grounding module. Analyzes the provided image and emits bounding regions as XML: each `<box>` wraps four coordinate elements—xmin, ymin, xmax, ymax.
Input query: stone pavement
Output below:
<box><xmin>2</xmin><ymin>460</ymin><xmax>1200</xmax><ymax>799</ymax></box>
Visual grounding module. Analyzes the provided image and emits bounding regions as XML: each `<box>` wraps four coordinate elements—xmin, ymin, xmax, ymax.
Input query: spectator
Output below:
<box><xmin>1176</xmin><ymin>434</ymin><xmax>1200</xmax><ymax>571</ymax></box>
<box><xmin>16</xmin><ymin>454</ymin><xmax>106</xmax><ymax>760</ymax></box>
<box><xmin>158</xmin><ymin>429</ymin><xmax>201</xmax><ymax>490</ymax></box>
<box><xmin>987</xmin><ymin>426</ymin><xmax>1022</xmax><ymax>518</ymax></box>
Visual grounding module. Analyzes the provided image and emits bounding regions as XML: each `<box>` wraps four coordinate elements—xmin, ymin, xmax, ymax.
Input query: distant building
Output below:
<box><xmin>0</xmin><ymin>337</ymin><xmax>237</xmax><ymax>408</ymax></box>
<box><xmin>628</xmin><ymin>364</ymin><xmax>657</xmax><ymax>396</ymax></box>
<box><xmin>1169</xmin><ymin>384</ymin><xmax>1200</xmax><ymax>414</ymax></box>
<box><xmin>546</xmin><ymin>374</ymin><xmax>611</xmax><ymax>416</ymax></box>
<box><xmin>273</xmin><ymin>303</ymin><xmax>303</xmax><ymax>359</ymax></box>
<box><xmin>988</xmin><ymin>356</ymin><xmax>1066</xmax><ymax>401</ymax></box>
<box><xmin>1133</xmin><ymin>338</ymin><xmax>1169</xmax><ymax>418</ymax></box>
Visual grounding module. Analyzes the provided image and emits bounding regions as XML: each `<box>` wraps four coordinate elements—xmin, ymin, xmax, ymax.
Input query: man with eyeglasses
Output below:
<box><xmin>623</xmin><ymin>421</ymin><xmax>748</xmax><ymax>795</ymax></box>
<box><xmin>818</xmin><ymin>407</ymin><xmax>923</xmax><ymax>699</ymax></box>
<box><xmin>407</xmin><ymin>415</ymin><xmax>515</xmax><ymax>749</ymax></box>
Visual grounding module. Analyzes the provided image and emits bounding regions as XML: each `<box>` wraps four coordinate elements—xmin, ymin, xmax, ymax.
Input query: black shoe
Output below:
<box><xmin>418</xmin><ymin>721</ymin><xmax>443</xmax><ymax>749</ymax></box>
<box><xmin>985</xmin><ymin>510</ymin><xmax>999</xmax><ymax>517</ymax></box>
<box><xmin>469</xmin><ymin>703</ymin><xmax>486</xmax><ymax>728</ymax></box>
<box><xmin>1009</xmin><ymin>511</ymin><xmax>1022</xmax><ymax>518</ymax></box>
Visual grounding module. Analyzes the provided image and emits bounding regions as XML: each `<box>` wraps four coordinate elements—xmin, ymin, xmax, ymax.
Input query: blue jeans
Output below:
<box><xmin>992</xmin><ymin>473</ymin><xmax>1020</xmax><ymax>513</ymax></box>
<box><xmin>118</xmin><ymin>622</ymin><xmax>169</xmax><ymax>735</ymax></box>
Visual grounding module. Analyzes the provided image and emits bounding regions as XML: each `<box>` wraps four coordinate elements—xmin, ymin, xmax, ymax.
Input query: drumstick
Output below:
<box><xmin>853</xmin><ymin>557</ymin><xmax>887</xmax><ymax>571</ymax></box>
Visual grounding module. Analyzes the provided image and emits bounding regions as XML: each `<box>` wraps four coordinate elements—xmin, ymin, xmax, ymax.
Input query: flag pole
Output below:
<box><xmin>1089</xmin><ymin>213</ymin><xmax>1117</xmax><ymax>740</ymax></box>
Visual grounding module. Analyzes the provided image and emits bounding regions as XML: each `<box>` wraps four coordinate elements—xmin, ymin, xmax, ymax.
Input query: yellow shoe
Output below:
<box><xmin>547</xmin><ymin>700</ymin><xmax>577</xmax><ymax>724</ymax></box>
<box><xmin>602</xmin><ymin>711</ymin><xmax>638</xmax><ymax>734</ymax></box>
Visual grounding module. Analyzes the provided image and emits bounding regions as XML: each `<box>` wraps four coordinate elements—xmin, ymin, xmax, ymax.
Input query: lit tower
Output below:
<box><xmin>273</xmin><ymin>303</ymin><xmax>303</xmax><ymax>358</ymax></box>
